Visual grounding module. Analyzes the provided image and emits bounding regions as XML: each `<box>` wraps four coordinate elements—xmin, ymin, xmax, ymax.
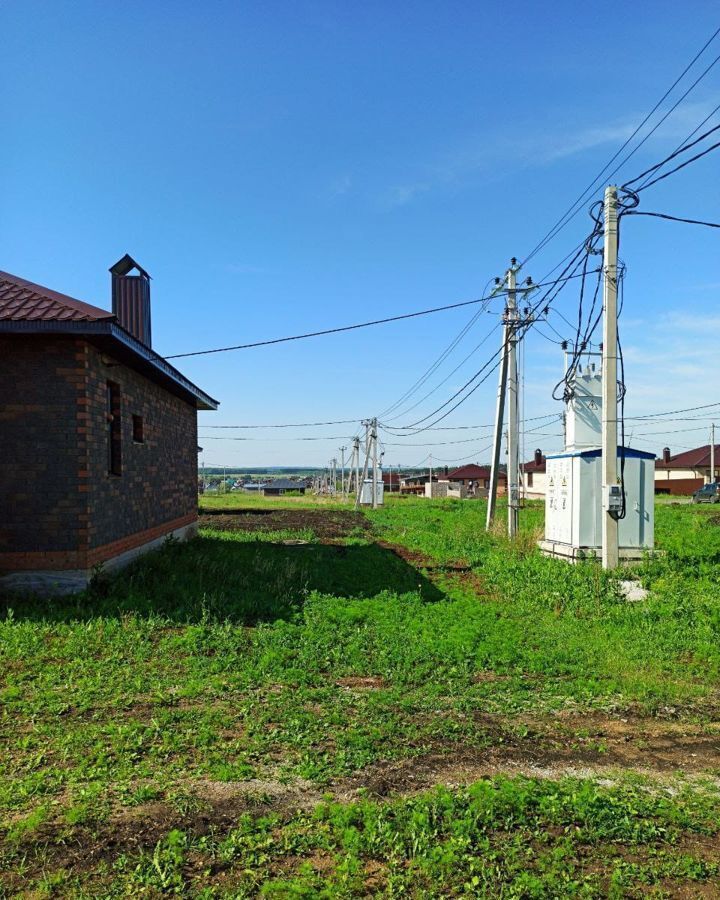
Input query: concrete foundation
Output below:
<box><xmin>538</xmin><ymin>539</ymin><xmax>651</xmax><ymax>565</ymax></box>
<box><xmin>0</xmin><ymin>521</ymin><xmax>198</xmax><ymax>596</ymax></box>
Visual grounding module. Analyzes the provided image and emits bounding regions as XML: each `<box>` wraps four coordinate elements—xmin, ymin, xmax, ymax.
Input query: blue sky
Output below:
<box><xmin>2</xmin><ymin>1</ymin><xmax>719</xmax><ymax>468</ymax></box>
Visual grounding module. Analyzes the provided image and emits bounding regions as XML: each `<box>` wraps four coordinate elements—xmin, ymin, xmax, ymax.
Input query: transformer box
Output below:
<box><xmin>539</xmin><ymin>447</ymin><xmax>655</xmax><ymax>562</ymax></box>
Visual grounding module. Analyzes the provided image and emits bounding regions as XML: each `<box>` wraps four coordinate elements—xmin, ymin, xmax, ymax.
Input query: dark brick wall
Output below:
<box><xmin>84</xmin><ymin>342</ymin><xmax>198</xmax><ymax>549</ymax></box>
<box><xmin>0</xmin><ymin>335</ymin><xmax>198</xmax><ymax>568</ymax></box>
<box><xmin>0</xmin><ymin>336</ymin><xmax>88</xmax><ymax>554</ymax></box>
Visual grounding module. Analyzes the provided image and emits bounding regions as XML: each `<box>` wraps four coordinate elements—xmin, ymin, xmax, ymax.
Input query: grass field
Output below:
<box><xmin>2</xmin><ymin>495</ymin><xmax>720</xmax><ymax>896</ymax></box>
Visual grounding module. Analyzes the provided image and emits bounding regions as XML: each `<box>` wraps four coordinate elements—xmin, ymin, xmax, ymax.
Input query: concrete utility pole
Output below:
<box><xmin>355</xmin><ymin>421</ymin><xmax>371</xmax><ymax>510</ymax></box>
<box><xmin>371</xmin><ymin>417</ymin><xmax>379</xmax><ymax>509</ymax></box>
<box><xmin>711</xmin><ymin>424</ymin><xmax>716</xmax><ymax>483</ymax></box>
<box><xmin>354</xmin><ymin>436</ymin><xmax>361</xmax><ymax>499</ymax></box>
<box><xmin>602</xmin><ymin>185</ymin><xmax>620</xmax><ymax>570</ymax></box>
<box><xmin>429</xmin><ymin>453</ymin><xmax>433</xmax><ymax>496</ymax></box>
<box><xmin>339</xmin><ymin>446</ymin><xmax>346</xmax><ymax>495</ymax></box>
<box><xmin>506</xmin><ymin>261</ymin><xmax>520</xmax><ymax>539</ymax></box>
<box><xmin>486</xmin><ymin>260</ymin><xmax>536</xmax><ymax>533</ymax></box>
<box><xmin>486</xmin><ymin>317</ymin><xmax>510</xmax><ymax>529</ymax></box>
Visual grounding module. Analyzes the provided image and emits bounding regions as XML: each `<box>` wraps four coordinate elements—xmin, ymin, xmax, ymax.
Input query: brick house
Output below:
<box><xmin>654</xmin><ymin>444</ymin><xmax>720</xmax><ymax>495</ymax></box>
<box><xmin>445</xmin><ymin>463</ymin><xmax>507</xmax><ymax>497</ymax></box>
<box><xmin>521</xmin><ymin>450</ymin><xmax>547</xmax><ymax>499</ymax></box>
<box><xmin>0</xmin><ymin>256</ymin><xmax>218</xmax><ymax>594</ymax></box>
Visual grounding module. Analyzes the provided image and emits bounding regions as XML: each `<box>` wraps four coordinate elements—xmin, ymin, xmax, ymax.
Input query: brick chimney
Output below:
<box><xmin>534</xmin><ymin>448</ymin><xmax>543</xmax><ymax>466</ymax></box>
<box><xmin>663</xmin><ymin>447</ymin><xmax>671</xmax><ymax>464</ymax></box>
<box><xmin>110</xmin><ymin>254</ymin><xmax>152</xmax><ymax>347</ymax></box>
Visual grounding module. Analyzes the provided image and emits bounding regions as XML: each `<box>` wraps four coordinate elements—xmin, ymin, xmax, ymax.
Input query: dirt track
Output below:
<box><xmin>199</xmin><ymin>507</ymin><xmax>371</xmax><ymax>539</ymax></box>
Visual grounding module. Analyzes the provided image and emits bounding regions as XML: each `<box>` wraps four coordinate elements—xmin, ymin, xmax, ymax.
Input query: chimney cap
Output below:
<box><xmin>109</xmin><ymin>254</ymin><xmax>151</xmax><ymax>279</ymax></box>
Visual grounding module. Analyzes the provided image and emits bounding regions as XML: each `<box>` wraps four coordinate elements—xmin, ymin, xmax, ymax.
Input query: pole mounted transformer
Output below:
<box><xmin>539</xmin><ymin>186</ymin><xmax>655</xmax><ymax>566</ymax></box>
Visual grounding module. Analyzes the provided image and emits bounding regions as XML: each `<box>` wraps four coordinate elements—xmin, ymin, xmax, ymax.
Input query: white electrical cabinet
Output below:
<box><xmin>359</xmin><ymin>477</ymin><xmax>384</xmax><ymax>506</ymax></box>
<box><xmin>544</xmin><ymin>448</ymin><xmax>654</xmax><ymax>556</ymax></box>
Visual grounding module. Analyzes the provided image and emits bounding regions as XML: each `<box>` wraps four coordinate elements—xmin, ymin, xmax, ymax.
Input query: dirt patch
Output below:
<box><xmin>336</xmin><ymin>712</ymin><xmax>720</xmax><ymax>799</ymax></box>
<box><xmin>9</xmin><ymin>777</ymin><xmax>326</xmax><ymax>888</ymax></box>
<box><xmin>199</xmin><ymin>508</ymin><xmax>371</xmax><ymax>539</ymax></box>
<box><xmin>375</xmin><ymin>540</ymin><xmax>489</xmax><ymax>596</ymax></box>
<box><xmin>5</xmin><ymin>712</ymin><xmax>720</xmax><ymax>891</ymax></box>
<box><xmin>336</xmin><ymin>675</ymin><xmax>386</xmax><ymax>690</ymax></box>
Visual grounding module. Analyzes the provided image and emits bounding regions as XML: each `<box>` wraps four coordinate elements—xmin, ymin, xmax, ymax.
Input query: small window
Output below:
<box><xmin>527</xmin><ymin>472</ymin><xmax>534</xmax><ymax>488</ymax></box>
<box><xmin>107</xmin><ymin>381</ymin><xmax>122</xmax><ymax>475</ymax></box>
<box><xmin>133</xmin><ymin>415</ymin><xmax>144</xmax><ymax>444</ymax></box>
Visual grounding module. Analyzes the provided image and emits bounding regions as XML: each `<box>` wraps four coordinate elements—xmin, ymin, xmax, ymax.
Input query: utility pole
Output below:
<box><xmin>355</xmin><ymin>421</ymin><xmax>372</xmax><ymax>510</ymax></box>
<box><xmin>486</xmin><ymin>266</ymin><xmax>514</xmax><ymax>531</ymax></box>
<box><xmin>354</xmin><ymin>436</ymin><xmax>361</xmax><ymax>500</ymax></box>
<box><xmin>602</xmin><ymin>185</ymin><xmax>620</xmax><ymax>570</ymax></box>
<box><xmin>486</xmin><ymin>260</ymin><xmax>535</xmax><ymax>532</ymax></box>
<box><xmin>429</xmin><ymin>453</ymin><xmax>433</xmax><ymax>497</ymax></box>
<box><xmin>348</xmin><ymin>436</ymin><xmax>359</xmax><ymax>500</ymax></box>
<box><xmin>711</xmin><ymin>424</ymin><xmax>716</xmax><ymax>483</ymax></box>
<box><xmin>371</xmin><ymin>417</ymin><xmax>379</xmax><ymax>509</ymax></box>
<box><xmin>339</xmin><ymin>446</ymin><xmax>346</xmax><ymax>496</ymax></box>
<box><xmin>506</xmin><ymin>260</ymin><xmax>520</xmax><ymax>539</ymax></box>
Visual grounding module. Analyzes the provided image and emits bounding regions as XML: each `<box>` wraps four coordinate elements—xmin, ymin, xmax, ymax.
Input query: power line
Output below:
<box><xmin>624</xmin><ymin>210</ymin><xmax>720</xmax><ymax>228</ymax></box>
<box><xmin>626</xmin><ymin>401</ymin><xmax>720</xmax><ymax>420</ymax></box>
<box><xmin>521</xmin><ymin>25</ymin><xmax>720</xmax><ymax>266</ymax></box>
<box><xmin>381</xmin><ymin>411</ymin><xmax>559</xmax><ymax>436</ymax></box>
<box><xmin>632</xmin><ymin>139</ymin><xmax>720</xmax><ymax>191</ymax></box>
<box><xmin>164</xmin><ymin>271</ymin><xmax>596</xmax><ymax>360</ymax></box>
<box><xmin>198</xmin><ymin>434</ymin><xmax>354</xmax><ymax>442</ymax></box>
<box><xmin>201</xmin><ymin>419</ymin><xmax>360</xmax><ymax>429</ymax></box>
<box><xmin>378</xmin><ymin>280</ymin><xmax>495</xmax><ymax>419</ymax></box>
<box><xmin>623</xmin><ymin>118</ymin><xmax>720</xmax><ymax>188</ymax></box>
<box><xmin>383</xmin><ymin>321</ymin><xmax>502</xmax><ymax>423</ymax></box>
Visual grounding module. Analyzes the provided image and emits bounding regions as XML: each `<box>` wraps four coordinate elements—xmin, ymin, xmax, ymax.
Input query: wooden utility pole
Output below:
<box><xmin>602</xmin><ymin>186</ymin><xmax>620</xmax><ymax>570</ymax></box>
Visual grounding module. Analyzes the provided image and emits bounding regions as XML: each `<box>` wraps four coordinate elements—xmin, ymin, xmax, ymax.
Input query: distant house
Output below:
<box><xmin>446</xmin><ymin>464</ymin><xmax>507</xmax><ymax>497</ymax></box>
<box><xmin>381</xmin><ymin>470</ymin><xmax>401</xmax><ymax>492</ymax></box>
<box><xmin>0</xmin><ymin>256</ymin><xmax>218</xmax><ymax>594</ymax></box>
<box><xmin>262</xmin><ymin>479</ymin><xmax>307</xmax><ymax>496</ymax></box>
<box><xmin>655</xmin><ymin>444</ymin><xmax>720</xmax><ymax>494</ymax></box>
<box><xmin>398</xmin><ymin>471</ymin><xmax>437</xmax><ymax>495</ymax></box>
<box><xmin>521</xmin><ymin>450</ymin><xmax>547</xmax><ymax>499</ymax></box>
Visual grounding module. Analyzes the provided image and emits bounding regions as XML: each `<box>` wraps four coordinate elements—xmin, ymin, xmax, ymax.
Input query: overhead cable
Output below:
<box><xmin>521</xmin><ymin>27</ymin><xmax>720</xmax><ymax>265</ymax></box>
<box><xmin>164</xmin><ymin>271</ymin><xmax>597</xmax><ymax>359</ymax></box>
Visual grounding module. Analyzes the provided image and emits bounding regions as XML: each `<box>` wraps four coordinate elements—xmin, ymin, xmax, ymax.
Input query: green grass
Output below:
<box><xmin>2</xmin><ymin>495</ymin><xmax>720</xmax><ymax>895</ymax></box>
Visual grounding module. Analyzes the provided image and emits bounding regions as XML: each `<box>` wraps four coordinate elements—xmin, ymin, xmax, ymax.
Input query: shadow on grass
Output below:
<box><xmin>1</xmin><ymin>535</ymin><xmax>444</xmax><ymax>625</ymax></box>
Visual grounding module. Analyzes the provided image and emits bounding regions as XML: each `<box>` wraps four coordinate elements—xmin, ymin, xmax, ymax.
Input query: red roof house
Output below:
<box><xmin>446</xmin><ymin>463</ymin><xmax>507</xmax><ymax>495</ymax></box>
<box><xmin>654</xmin><ymin>444</ymin><xmax>719</xmax><ymax>494</ymax></box>
<box><xmin>0</xmin><ymin>257</ymin><xmax>218</xmax><ymax>594</ymax></box>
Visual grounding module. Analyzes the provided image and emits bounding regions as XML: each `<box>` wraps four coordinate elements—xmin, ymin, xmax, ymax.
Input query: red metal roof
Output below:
<box><xmin>0</xmin><ymin>271</ymin><xmax>114</xmax><ymax>323</ymax></box>
<box><xmin>447</xmin><ymin>463</ymin><xmax>492</xmax><ymax>480</ymax></box>
<box><xmin>656</xmin><ymin>444</ymin><xmax>719</xmax><ymax>469</ymax></box>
